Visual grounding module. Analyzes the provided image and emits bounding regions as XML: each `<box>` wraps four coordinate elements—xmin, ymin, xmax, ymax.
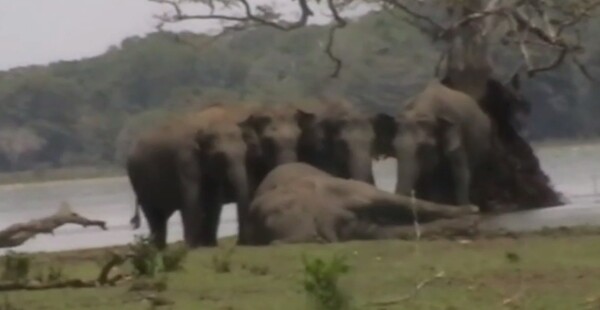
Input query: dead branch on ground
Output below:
<box><xmin>0</xmin><ymin>252</ymin><xmax>132</xmax><ymax>292</ymax></box>
<box><xmin>0</xmin><ymin>202</ymin><xmax>107</xmax><ymax>248</ymax></box>
<box><xmin>368</xmin><ymin>270</ymin><xmax>446</xmax><ymax>307</ymax></box>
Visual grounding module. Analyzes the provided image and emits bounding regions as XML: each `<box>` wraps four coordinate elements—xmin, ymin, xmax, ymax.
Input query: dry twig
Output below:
<box><xmin>369</xmin><ymin>270</ymin><xmax>446</xmax><ymax>307</ymax></box>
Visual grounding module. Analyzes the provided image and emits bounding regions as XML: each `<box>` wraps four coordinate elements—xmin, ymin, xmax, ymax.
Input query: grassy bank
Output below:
<box><xmin>3</xmin><ymin>231</ymin><xmax>600</xmax><ymax>310</ymax></box>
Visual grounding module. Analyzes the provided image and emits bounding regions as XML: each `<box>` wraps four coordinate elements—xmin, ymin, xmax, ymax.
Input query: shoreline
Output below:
<box><xmin>0</xmin><ymin>138</ymin><xmax>596</xmax><ymax>188</ymax></box>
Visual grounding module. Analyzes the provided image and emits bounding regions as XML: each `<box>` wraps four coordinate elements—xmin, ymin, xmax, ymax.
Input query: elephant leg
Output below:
<box><xmin>204</xmin><ymin>198</ymin><xmax>224</xmax><ymax>247</ymax></box>
<box><xmin>142</xmin><ymin>204</ymin><xmax>170</xmax><ymax>249</ymax></box>
<box><xmin>448</xmin><ymin>149</ymin><xmax>471</xmax><ymax>206</ymax></box>
<box><xmin>177</xmin><ymin>151</ymin><xmax>205</xmax><ymax>248</ymax></box>
<box><xmin>195</xmin><ymin>185</ymin><xmax>223</xmax><ymax>247</ymax></box>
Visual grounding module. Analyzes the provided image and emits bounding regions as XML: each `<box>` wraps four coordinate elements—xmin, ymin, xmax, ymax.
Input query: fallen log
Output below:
<box><xmin>0</xmin><ymin>202</ymin><xmax>107</xmax><ymax>248</ymax></box>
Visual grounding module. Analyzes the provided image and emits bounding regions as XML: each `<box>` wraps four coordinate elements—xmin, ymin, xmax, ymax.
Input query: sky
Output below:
<box><xmin>0</xmin><ymin>0</ymin><xmax>372</xmax><ymax>71</ymax></box>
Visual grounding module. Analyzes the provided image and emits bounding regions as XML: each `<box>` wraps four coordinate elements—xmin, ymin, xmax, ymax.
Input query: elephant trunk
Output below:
<box><xmin>395</xmin><ymin>139</ymin><xmax>419</xmax><ymax>197</ymax></box>
<box><xmin>276</xmin><ymin>146</ymin><xmax>297</xmax><ymax>165</ymax></box>
<box><xmin>349</xmin><ymin>147</ymin><xmax>375</xmax><ymax>184</ymax></box>
<box><xmin>227</xmin><ymin>158</ymin><xmax>251</xmax><ymax>244</ymax></box>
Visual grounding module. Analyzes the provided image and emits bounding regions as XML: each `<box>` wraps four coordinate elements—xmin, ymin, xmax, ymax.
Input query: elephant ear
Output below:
<box><xmin>295</xmin><ymin>109</ymin><xmax>316</xmax><ymax>130</ymax></box>
<box><xmin>371</xmin><ymin>113</ymin><xmax>397</xmax><ymax>158</ymax></box>
<box><xmin>437</xmin><ymin>116</ymin><xmax>461</xmax><ymax>153</ymax></box>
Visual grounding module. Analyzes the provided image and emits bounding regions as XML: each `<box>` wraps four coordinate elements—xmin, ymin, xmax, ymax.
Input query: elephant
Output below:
<box><xmin>238</xmin><ymin>105</ymin><xmax>316</xmax><ymax>197</ymax></box>
<box><xmin>245</xmin><ymin>162</ymin><xmax>480</xmax><ymax>245</ymax></box>
<box><xmin>374</xmin><ymin>80</ymin><xmax>493</xmax><ymax>207</ymax></box>
<box><xmin>127</xmin><ymin>104</ymin><xmax>252</xmax><ymax>248</ymax></box>
<box><xmin>296</xmin><ymin>99</ymin><xmax>394</xmax><ymax>184</ymax></box>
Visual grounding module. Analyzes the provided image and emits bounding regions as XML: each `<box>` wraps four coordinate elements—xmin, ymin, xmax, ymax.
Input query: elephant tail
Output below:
<box><xmin>130</xmin><ymin>199</ymin><xmax>141</xmax><ymax>230</ymax></box>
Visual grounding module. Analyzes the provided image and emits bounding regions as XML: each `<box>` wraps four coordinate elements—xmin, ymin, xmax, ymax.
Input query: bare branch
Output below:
<box><xmin>150</xmin><ymin>0</ymin><xmax>313</xmax><ymax>30</ymax></box>
<box><xmin>555</xmin><ymin>0</ymin><xmax>600</xmax><ymax>37</ymax></box>
<box><xmin>571</xmin><ymin>55</ymin><xmax>597</xmax><ymax>81</ymax></box>
<box><xmin>381</xmin><ymin>0</ymin><xmax>443</xmax><ymax>37</ymax></box>
<box><xmin>325</xmin><ymin>0</ymin><xmax>348</xmax><ymax>78</ymax></box>
<box><xmin>150</xmin><ymin>0</ymin><xmax>600</xmax><ymax>80</ymax></box>
<box><xmin>526</xmin><ymin>46</ymin><xmax>569</xmax><ymax>76</ymax></box>
<box><xmin>0</xmin><ymin>202</ymin><xmax>107</xmax><ymax>248</ymax></box>
<box><xmin>369</xmin><ymin>270</ymin><xmax>446</xmax><ymax>307</ymax></box>
<box><xmin>0</xmin><ymin>251</ymin><xmax>132</xmax><ymax>291</ymax></box>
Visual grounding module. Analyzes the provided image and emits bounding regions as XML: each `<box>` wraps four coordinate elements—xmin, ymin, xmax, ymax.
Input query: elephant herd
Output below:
<box><xmin>126</xmin><ymin>78</ymin><xmax>525</xmax><ymax>248</ymax></box>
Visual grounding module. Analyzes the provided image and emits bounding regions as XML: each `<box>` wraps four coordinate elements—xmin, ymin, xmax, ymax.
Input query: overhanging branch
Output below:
<box><xmin>150</xmin><ymin>0</ymin><xmax>600</xmax><ymax>80</ymax></box>
<box><xmin>325</xmin><ymin>0</ymin><xmax>348</xmax><ymax>78</ymax></box>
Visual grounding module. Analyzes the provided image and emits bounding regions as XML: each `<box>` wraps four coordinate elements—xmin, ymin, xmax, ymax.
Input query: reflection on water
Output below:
<box><xmin>0</xmin><ymin>142</ymin><xmax>599</xmax><ymax>253</ymax></box>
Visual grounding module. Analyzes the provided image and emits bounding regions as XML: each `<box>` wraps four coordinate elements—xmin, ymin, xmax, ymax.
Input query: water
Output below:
<box><xmin>0</xmin><ymin>142</ymin><xmax>598</xmax><ymax>254</ymax></box>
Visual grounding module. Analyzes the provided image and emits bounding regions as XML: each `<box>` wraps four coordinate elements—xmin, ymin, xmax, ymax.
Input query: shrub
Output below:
<box><xmin>211</xmin><ymin>246</ymin><xmax>235</xmax><ymax>274</ymax></box>
<box><xmin>301</xmin><ymin>254</ymin><xmax>352</xmax><ymax>310</ymax></box>
<box><xmin>1</xmin><ymin>251</ymin><xmax>31</xmax><ymax>282</ymax></box>
<box><xmin>128</xmin><ymin>235</ymin><xmax>189</xmax><ymax>277</ymax></box>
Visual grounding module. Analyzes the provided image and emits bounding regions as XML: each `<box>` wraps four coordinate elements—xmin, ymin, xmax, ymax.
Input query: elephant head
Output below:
<box><xmin>239</xmin><ymin>106</ymin><xmax>316</xmax><ymax>192</ymax></box>
<box><xmin>375</xmin><ymin>111</ymin><xmax>463</xmax><ymax>203</ymax></box>
<box><xmin>299</xmin><ymin>104</ymin><xmax>382</xmax><ymax>184</ymax></box>
<box><xmin>240</xmin><ymin>107</ymin><xmax>318</xmax><ymax>165</ymax></box>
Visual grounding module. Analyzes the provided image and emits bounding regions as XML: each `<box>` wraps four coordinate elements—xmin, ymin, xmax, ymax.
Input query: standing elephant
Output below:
<box><xmin>297</xmin><ymin>99</ymin><xmax>393</xmax><ymax>184</ymax></box>
<box><xmin>375</xmin><ymin>80</ymin><xmax>492</xmax><ymax>206</ymax></box>
<box><xmin>127</xmin><ymin>105</ymin><xmax>252</xmax><ymax>248</ymax></box>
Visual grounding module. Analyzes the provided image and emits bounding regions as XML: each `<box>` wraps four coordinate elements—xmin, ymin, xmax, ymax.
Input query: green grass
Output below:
<box><xmin>3</xmin><ymin>233</ymin><xmax>600</xmax><ymax>309</ymax></box>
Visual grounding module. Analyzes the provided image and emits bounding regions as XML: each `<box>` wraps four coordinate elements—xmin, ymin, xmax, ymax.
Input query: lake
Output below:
<box><xmin>1</xmin><ymin>142</ymin><xmax>599</xmax><ymax>254</ymax></box>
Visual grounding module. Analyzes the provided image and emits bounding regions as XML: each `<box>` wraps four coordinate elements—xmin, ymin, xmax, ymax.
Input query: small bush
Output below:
<box><xmin>46</xmin><ymin>264</ymin><xmax>65</xmax><ymax>283</ymax></box>
<box><xmin>129</xmin><ymin>235</ymin><xmax>164</xmax><ymax>277</ymax></box>
<box><xmin>32</xmin><ymin>264</ymin><xmax>65</xmax><ymax>284</ymax></box>
<box><xmin>1</xmin><ymin>251</ymin><xmax>31</xmax><ymax>282</ymax></box>
<box><xmin>301</xmin><ymin>254</ymin><xmax>352</xmax><ymax>310</ymax></box>
<box><xmin>211</xmin><ymin>246</ymin><xmax>235</xmax><ymax>273</ymax></box>
<box><xmin>162</xmin><ymin>244</ymin><xmax>188</xmax><ymax>272</ymax></box>
<box><xmin>128</xmin><ymin>235</ymin><xmax>189</xmax><ymax>277</ymax></box>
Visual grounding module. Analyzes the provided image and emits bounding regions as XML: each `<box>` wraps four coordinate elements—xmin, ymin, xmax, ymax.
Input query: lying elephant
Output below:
<box><xmin>245</xmin><ymin>162</ymin><xmax>480</xmax><ymax>245</ymax></box>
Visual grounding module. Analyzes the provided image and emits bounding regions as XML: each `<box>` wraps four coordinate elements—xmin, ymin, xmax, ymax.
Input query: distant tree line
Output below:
<box><xmin>0</xmin><ymin>11</ymin><xmax>598</xmax><ymax>173</ymax></box>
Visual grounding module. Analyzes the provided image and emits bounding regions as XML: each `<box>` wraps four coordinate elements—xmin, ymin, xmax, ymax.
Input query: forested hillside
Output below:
<box><xmin>0</xmin><ymin>11</ymin><xmax>598</xmax><ymax>173</ymax></box>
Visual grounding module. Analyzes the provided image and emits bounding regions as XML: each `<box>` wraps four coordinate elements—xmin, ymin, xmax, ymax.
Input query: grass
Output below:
<box><xmin>2</xmin><ymin>232</ymin><xmax>600</xmax><ymax>309</ymax></box>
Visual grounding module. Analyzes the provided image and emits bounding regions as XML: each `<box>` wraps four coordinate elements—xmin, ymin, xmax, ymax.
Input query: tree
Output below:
<box><xmin>150</xmin><ymin>0</ymin><xmax>600</xmax><ymax>99</ymax></box>
<box><xmin>0</xmin><ymin>127</ymin><xmax>46</xmax><ymax>171</ymax></box>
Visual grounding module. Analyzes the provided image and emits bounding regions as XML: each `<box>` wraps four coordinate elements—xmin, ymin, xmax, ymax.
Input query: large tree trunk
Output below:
<box><xmin>439</xmin><ymin>0</ymin><xmax>564</xmax><ymax>212</ymax></box>
<box><xmin>444</xmin><ymin>0</ymin><xmax>492</xmax><ymax>101</ymax></box>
